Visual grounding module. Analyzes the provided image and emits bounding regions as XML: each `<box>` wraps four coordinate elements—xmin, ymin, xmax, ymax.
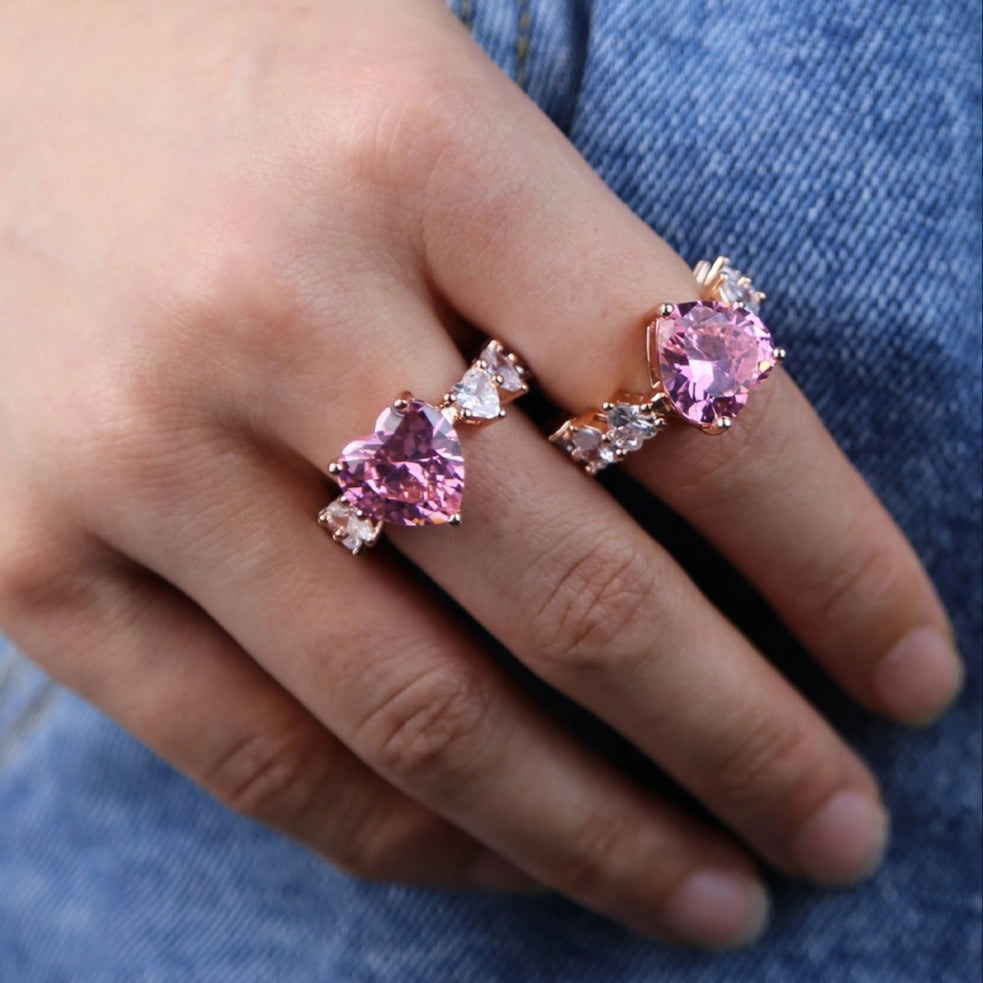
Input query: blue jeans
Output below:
<box><xmin>2</xmin><ymin>1</ymin><xmax>980</xmax><ymax>980</ymax></box>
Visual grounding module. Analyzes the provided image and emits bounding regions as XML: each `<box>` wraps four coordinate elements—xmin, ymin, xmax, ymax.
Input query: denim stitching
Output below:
<box><xmin>516</xmin><ymin>0</ymin><xmax>531</xmax><ymax>90</ymax></box>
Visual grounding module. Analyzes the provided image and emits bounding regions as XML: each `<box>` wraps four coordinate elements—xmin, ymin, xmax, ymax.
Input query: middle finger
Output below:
<box><xmin>371</xmin><ymin>414</ymin><xmax>890</xmax><ymax>886</ymax></box>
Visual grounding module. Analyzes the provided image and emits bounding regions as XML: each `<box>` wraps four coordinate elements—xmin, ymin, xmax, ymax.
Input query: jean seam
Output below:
<box><xmin>516</xmin><ymin>0</ymin><xmax>532</xmax><ymax>90</ymax></box>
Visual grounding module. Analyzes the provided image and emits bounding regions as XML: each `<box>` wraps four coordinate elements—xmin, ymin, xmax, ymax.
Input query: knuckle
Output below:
<box><xmin>807</xmin><ymin>533</ymin><xmax>901</xmax><ymax>638</ymax></box>
<box><xmin>560</xmin><ymin>807</ymin><xmax>646</xmax><ymax>899</ymax></box>
<box><xmin>346</xmin><ymin>57</ymin><xmax>486</xmax><ymax>195</ymax></box>
<box><xmin>206</xmin><ymin>723</ymin><xmax>329</xmax><ymax>826</ymax></box>
<box><xmin>528</xmin><ymin>535</ymin><xmax>653</xmax><ymax>673</ymax></box>
<box><xmin>330</xmin><ymin>805</ymin><xmax>439</xmax><ymax>883</ymax></box>
<box><xmin>707</xmin><ymin>710</ymin><xmax>836</xmax><ymax>820</ymax></box>
<box><xmin>65</xmin><ymin>369</ymin><xmax>187</xmax><ymax>490</ymax></box>
<box><xmin>359</xmin><ymin>666</ymin><xmax>492</xmax><ymax>790</ymax></box>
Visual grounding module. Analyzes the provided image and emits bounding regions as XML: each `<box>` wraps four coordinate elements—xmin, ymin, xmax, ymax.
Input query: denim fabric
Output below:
<box><xmin>2</xmin><ymin>0</ymin><xmax>981</xmax><ymax>980</ymax></box>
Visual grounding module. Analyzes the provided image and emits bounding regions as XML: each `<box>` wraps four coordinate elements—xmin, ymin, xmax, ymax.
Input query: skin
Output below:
<box><xmin>0</xmin><ymin>0</ymin><xmax>963</xmax><ymax>949</ymax></box>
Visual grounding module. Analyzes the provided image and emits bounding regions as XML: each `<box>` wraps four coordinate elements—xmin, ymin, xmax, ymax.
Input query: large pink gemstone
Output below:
<box><xmin>650</xmin><ymin>301</ymin><xmax>776</xmax><ymax>428</ymax></box>
<box><xmin>337</xmin><ymin>400</ymin><xmax>464</xmax><ymax>526</ymax></box>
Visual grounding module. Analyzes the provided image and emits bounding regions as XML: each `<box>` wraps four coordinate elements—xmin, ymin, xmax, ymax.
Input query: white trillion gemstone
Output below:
<box><xmin>606</xmin><ymin>403</ymin><xmax>657</xmax><ymax>452</ymax></box>
<box><xmin>570</xmin><ymin>426</ymin><xmax>617</xmax><ymax>470</ymax></box>
<box><xmin>451</xmin><ymin>367</ymin><xmax>501</xmax><ymax>419</ymax></box>
<box><xmin>480</xmin><ymin>344</ymin><xmax>524</xmax><ymax>393</ymax></box>
<box><xmin>718</xmin><ymin>266</ymin><xmax>761</xmax><ymax>312</ymax></box>
<box><xmin>319</xmin><ymin>499</ymin><xmax>377</xmax><ymax>552</ymax></box>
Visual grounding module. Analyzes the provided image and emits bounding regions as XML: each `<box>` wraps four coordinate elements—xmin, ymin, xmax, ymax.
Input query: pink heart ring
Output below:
<box><xmin>318</xmin><ymin>341</ymin><xmax>529</xmax><ymax>554</ymax></box>
<box><xmin>550</xmin><ymin>256</ymin><xmax>784</xmax><ymax>475</ymax></box>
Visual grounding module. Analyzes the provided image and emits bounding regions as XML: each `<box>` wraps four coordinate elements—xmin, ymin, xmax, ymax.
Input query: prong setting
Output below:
<box><xmin>320</xmin><ymin>339</ymin><xmax>528</xmax><ymax>552</ymax></box>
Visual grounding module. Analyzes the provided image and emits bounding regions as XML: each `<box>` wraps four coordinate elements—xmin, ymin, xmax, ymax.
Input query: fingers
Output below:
<box><xmin>623</xmin><ymin>370</ymin><xmax>961</xmax><ymax>726</ymax></box>
<box><xmin>409</xmin><ymin>46</ymin><xmax>960</xmax><ymax>726</ymax></box>
<box><xmin>0</xmin><ymin>532</ymin><xmax>528</xmax><ymax>891</ymax></box>
<box><xmin>383</xmin><ymin>413</ymin><xmax>889</xmax><ymax>887</ymax></box>
<box><xmin>83</xmin><ymin>432</ymin><xmax>772</xmax><ymax>946</ymax></box>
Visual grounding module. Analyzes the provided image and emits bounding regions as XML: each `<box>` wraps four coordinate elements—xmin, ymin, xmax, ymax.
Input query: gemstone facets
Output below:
<box><xmin>480</xmin><ymin>342</ymin><xmax>525</xmax><ymax>394</ymax></box>
<box><xmin>606</xmin><ymin>402</ymin><xmax>659</xmax><ymax>452</ymax></box>
<box><xmin>450</xmin><ymin>367</ymin><xmax>501</xmax><ymax>420</ymax></box>
<box><xmin>716</xmin><ymin>265</ymin><xmax>762</xmax><ymax>312</ymax></box>
<box><xmin>693</xmin><ymin>255</ymin><xmax>766</xmax><ymax>313</ymax></box>
<box><xmin>571</xmin><ymin>426</ymin><xmax>617</xmax><ymax>471</ymax></box>
<box><xmin>649</xmin><ymin>301</ymin><xmax>776</xmax><ymax>430</ymax></box>
<box><xmin>317</xmin><ymin>499</ymin><xmax>379</xmax><ymax>554</ymax></box>
<box><xmin>550</xmin><ymin>396</ymin><xmax>666</xmax><ymax>475</ymax></box>
<box><xmin>336</xmin><ymin>400</ymin><xmax>464</xmax><ymax>526</ymax></box>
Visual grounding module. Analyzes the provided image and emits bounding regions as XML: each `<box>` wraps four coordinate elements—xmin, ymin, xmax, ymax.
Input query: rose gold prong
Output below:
<box><xmin>485</xmin><ymin>340</ymin><xmax>504</xmax><ymax>353</ymax></box>
<box><xmin>449</xmin><ymin>513</ymin><xmax>462</xmax><ymax>526</ymax></box>
<box><xmin>392</xmin><ymin>394</ymin><xmax>411</xmax><ymax>413</ymax></box>
<box><xmin>497</xmin><ymin>408</ymin><xmax>506</xmax><ymax>419</ymax></box>
<box><xmin>331</xmin><ymin>528</ymin><xmax>347</xmax><ymax>543</ymax></box>
<box><xmin>326</xmin><ymin>462</ymin><xmax>342</xmax><ymax>478</ymax></box>
<box><xmin>773</xmin><ymin>346</ymin><xmax>787</xmax><ymax>364</ymax></box>
<box><xmin>601</xmin><ymin>401</ymin><xmax>614</xmax><ymax>411</ymax></box>
<box><xmin>659</xmin><ymin>302</ymin><xmax>675</xmax><ymax>317</ymax></box>
<box><xmin>352</xmin><ymin>508</ymin><xmax>368</xmax><ymax>520</ymax></box>
<box><xmin>475</xmin><ymin>359</ymin><xmax>490</xmax><ymax>371</ymax></box>
<box><xmin>317</xmin><ymin>508</ymin><xmax>332</xmax><ymax>527</ymax></box>
<box><xmin>757</xmin><ymin>290</ymin><xmax>767</xmax><ymax>303</ymax></box>
<box><xmin>650</xmin><ymin>392</ymin><xmax>672</xmax><ymax>415</ymax></box>
<box><xmin>492</xmin><ymin>372</ymin><xmax>505</xmax><ymax>386</ymax></box>
<box><xmin>350</xmin><ymin>541</ymin><xmax>366</xmax><ymax>556</ymax></box>
<box><xmin>443</xmin><ymin>391</ymin><xmax>457</xmax><ymax>404</ymax></box>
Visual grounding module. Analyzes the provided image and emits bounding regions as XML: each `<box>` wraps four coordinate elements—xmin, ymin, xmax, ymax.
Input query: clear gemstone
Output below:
<box><xmin>319</xmin><ymin>499</ymin><xmax>377</xmax><ymax>552</ymax></box>
<box><xmin>480</xmin><ymin>344</ymin><xmax>524</xmax><ymax>393</ymax></box>
<box><xmin>718</xmin><ymin>266</ymin><xmax>761</xmax><ymax>312</ymax></box>
<box><xmin>570</xmin><ymin>426</ymin><xmax>617</xmax><ymax>470</ymax></box>
<box><xmin>652</xmin><ymin>301</ymin><xmax>776</xmax><ymax>428</ymax></box>
<box><xmin>606</xmin><ymin>403</ymin><xmax>657</xmax><ymax>452</ymax></box>
<box><xmin>450</xmin><ymin>367</ymin><xmax>501</xmax><ymax>419</ymax></box>
<box><xmin>337</xmin><ymin>400</ymin><xmax>464</xmax><ymax>526</ymax></box>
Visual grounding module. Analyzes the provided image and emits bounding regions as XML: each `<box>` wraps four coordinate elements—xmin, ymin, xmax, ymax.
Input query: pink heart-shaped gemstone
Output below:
<box><xmin>649</xmin><ymin>300</ymin><xmax>776</xmax><ymax>428</ymax></box>
<box><xmin>336</xmin><ymin>400</ymin><xmax>464</xmax><ymax>526</ymax></box>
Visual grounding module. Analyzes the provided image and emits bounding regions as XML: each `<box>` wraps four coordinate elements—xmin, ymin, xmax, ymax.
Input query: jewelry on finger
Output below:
<box><xmin>318</xmin><ymin>340</ymin><xmax>529</xmax><ymax>554</ymax></box>
<box><xmin>550</xmin><ymin>256</ymin><xmax>784</xmax><ymax>474</ymax></box>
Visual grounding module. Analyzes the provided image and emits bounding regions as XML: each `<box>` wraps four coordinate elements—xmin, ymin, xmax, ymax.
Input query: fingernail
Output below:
<box><xmin>661</xmin><ymin>870</ymin><xmax>770</xmax><ymax>948</ymax></box>
<box><xmin>873</xmin><ymin>627</ymin><xmax>964</xmax><ymax>726</ymax></box>
<box><xmin>468</xmin><ymin>851</ymin><xmax>546</xmax><ymax>894</ymax></box>
<box><xmin>791</xmin><ymin>790</ymin><xmax>889</xmax><ymax>885</ymax></box>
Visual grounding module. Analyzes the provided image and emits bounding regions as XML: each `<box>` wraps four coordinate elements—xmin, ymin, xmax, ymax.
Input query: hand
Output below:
<box><xmin>0</xmin><ymin>0</ymin><xmax>962</xmax><ymax>948</ymax></box>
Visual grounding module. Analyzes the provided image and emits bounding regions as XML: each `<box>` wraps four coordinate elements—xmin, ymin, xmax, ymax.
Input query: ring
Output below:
<box><xmin>550</xmin><ymin>256</ymin><xmax>784</xmax><ymax>474</ymax></box>
<box><xmin>318</xmin><ymin>341</ymin><xmax>529</xmax><ymax>553</ymax></box>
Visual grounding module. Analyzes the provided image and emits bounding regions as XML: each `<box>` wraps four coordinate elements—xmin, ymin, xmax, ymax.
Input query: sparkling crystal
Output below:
<box><xmin>652</xmin><ymin>301</ymin><xmax>775</xmax><ymax>428</ymax></box>
<box><xmin>480</xmin><ymin>344</ymin><xmax>524</xmax><ymax>393</ymax></box>
<box><xmin>606</xmin><ymin>403</ymin><xmax>657</xmax><ymax>452</ymax></box>
<box><xmin>450</xmin><ymin>367</ymin><xmax>501</xmax><ymax>420</ymax></box>
<box><xmin>717</xmin><ymin>266</ymin><xmax>761</xmax><ymax>312</ymax></box>
<box><xmin>337</xmin><ymin>400</ymin><xmax>464</xmax><ymax>525</ymax></box>
<box><xmin>570</xmin><ymin>426</ymin><xmax>617</xmax><ymax>470</ymax></box>
<box><xmin>319</xmin><ymin>499</ymin><xmax>378</xmax><ymax>552</ymax></box>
